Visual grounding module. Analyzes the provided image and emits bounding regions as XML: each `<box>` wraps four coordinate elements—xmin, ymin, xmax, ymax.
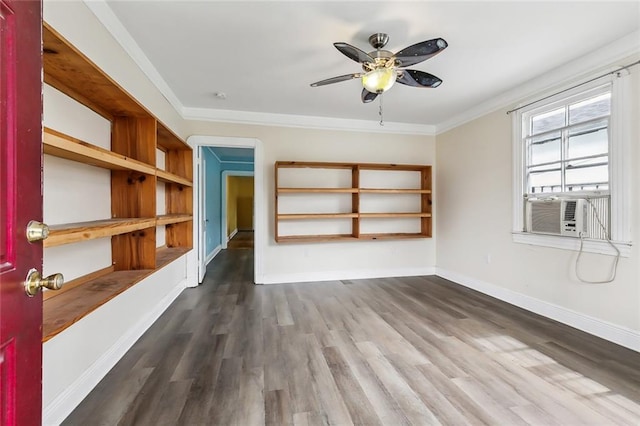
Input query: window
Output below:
<box><xmin>524</xmin><ymin>87</ymin><xmax>610</xmax><ymax>195</ymax></box>
<box><xmin>512</xmin><ymin>72</ymin><xmax>633</xmax><ymax>256</ymax></box>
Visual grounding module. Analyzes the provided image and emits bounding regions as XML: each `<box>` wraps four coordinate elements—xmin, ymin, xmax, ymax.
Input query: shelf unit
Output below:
<box><xmin>275</xmin><ymin>161</ymin><xmax>432</xmax><ymax>242</ymax></box>
<box><xmin>41</xmin><ymin>23</ymin><xmax>193</xmax><ymax>341</ymax></box>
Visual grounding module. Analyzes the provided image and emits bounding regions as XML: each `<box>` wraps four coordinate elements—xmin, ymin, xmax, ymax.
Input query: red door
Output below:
<box><xmin>0</xmin><ymin>0</ymin><xmax>43</xmax><ymax>425</ymax></box>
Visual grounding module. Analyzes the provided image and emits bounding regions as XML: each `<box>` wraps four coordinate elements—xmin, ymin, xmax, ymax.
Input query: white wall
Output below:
<box><xmin>42</xmin><ymin>2</ymin><xmax>189</xmax><ymax>424</ymax></box>
<box><xmin>435</xmin><ymin>70</ymin><xmax>640</xmax><ymax>349</ymax></box>
<box><xmin>186</xmin><ymin>122</ymin><xmax>437</xmax><ymax>284</ymax></box>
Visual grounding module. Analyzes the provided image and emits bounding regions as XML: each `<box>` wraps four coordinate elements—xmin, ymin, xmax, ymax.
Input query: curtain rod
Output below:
<box><xmin>506</xmin><ymin>59</ymin><xmax>640</xmax><ymax>115</ymax></box>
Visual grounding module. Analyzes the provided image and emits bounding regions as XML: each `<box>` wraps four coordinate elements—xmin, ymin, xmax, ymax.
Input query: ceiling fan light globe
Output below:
<box><xmin>362</xmin><ymin>68</ymin><xmax>396</xmax><ymax>94</ymax></box>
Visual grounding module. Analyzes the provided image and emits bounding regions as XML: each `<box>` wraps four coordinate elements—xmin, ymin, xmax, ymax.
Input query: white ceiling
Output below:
<box><xmin>100</xmin><ymin>1</ymin><xmax>639</xmax><ymax>131</ymax></box>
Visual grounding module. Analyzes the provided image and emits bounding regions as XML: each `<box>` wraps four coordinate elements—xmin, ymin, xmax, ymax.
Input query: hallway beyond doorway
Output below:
<box><xmin>227</xmin><ymin>230</ymin><xmax>254</xmax><ymax>250</ymax></box>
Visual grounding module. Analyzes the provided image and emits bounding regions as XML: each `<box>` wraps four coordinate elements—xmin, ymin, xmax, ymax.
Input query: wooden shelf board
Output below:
<box><xmin>276</xmin><ymin>234</ymin><xmax>356</xmax><ymax>243</ymax></box>
<box><xmin>44</xmin><ymin>128</ymin><xmax>156</xmax><ymax>175</ymax></box>
<box><xmin>275</xmin><ymin>161</ymin><xmax>356</xmax><ymax>170</ymax></box>
<box><xmin>157</xmin><ymin>169</ymin><xmax>193</xmax><ymax>187</ymax></box>
<box><xmin>359</xmin><ymin>233</ymin><xmax>429</xmax><ymax>240</ymax></box>
<box><xmin>360</xmin><ymin>188</ymin><xmax>431</xmax><ymax>194</ymax></box>
<box><xmin>157</xmin><ymin>122</ymin><xmax>189</xmax><ymax>151</ymax></box>
<box><xmin>359</xmin><ymin>213</ymin><xmax>432</xmax><ymax>218</ymax></box>
<box><xmin>277</xmin><ymin>213</ymin><xmax>358</xmax><ymax>220</ymax></box>
<box><xmin>43</xmin><ymin>24</ymin><xmax>151</xmax><ymax>120</ymax></box>
<box><xmin>43</xmin><ymin>246</ymin><xmax>191</xmax><ymax>342</ymax></box>
<box><xmin>157</xmin><ymin>246</ymin><xmax>191</xmax><ymax>268</ymax></box>
<box><xmin>278</xmin><ymin>187</ymin><xmax>358</xmax><ymax>194</ymax></box>
<box><xmin>45</xmin><ymin>218</ymin><xmax>157</xmax><ymax>247</ymax></box>
<box><xmin>156</xmin><ymin>214</ymin><xmax>193</xmax><ymax>226</ymax></box>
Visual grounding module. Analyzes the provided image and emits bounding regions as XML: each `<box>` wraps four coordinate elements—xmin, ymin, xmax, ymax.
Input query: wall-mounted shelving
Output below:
<box><xmin>42</xmin><ymin>23</ymin><xmax>193</xmax><ymax>341</ymax></box>
<box><xmin>275</xmin><ymin>161</ymin><xmax>432</xmax><ymax>243</ymax></box>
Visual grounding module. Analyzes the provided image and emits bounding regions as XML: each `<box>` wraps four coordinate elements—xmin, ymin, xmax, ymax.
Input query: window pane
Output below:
<box><xmin>568</xmin><ymin>121</ymin><xmax>608</xmax><ymax>160</ymax></box>
<box><xmin>569</xmin><ymin>92</ymin><xmax>610</xmax><ymax>125</ymax></box>
<box><xmin>531</xmin><ymin>107</ymin><xmax>565</xmax><ymax>135</ymax></box>
<box><xmin>530</xmin><ymin>133</ymin><xmax>560</xmax><ymax>165</ymax></box>
<box><xmin>528</xmin><ymin>166</ymin><xmax>561</xmax><ymax>193</ymax></box>
<box><xmin>566</xmin><ymin>164</ymin><xmax>608</xmax><ymax>191</ymax></box>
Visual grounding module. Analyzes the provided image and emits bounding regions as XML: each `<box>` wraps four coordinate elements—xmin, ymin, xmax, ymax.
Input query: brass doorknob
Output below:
<box><xmin>24</xmin><ymin>269</ymin><xmax>64</xmax><ymax>297</ymax></box>
<box><xmin>26</xmin><ymin>220</ymin><xmax>50</xmax><ymax>242</ymax></box>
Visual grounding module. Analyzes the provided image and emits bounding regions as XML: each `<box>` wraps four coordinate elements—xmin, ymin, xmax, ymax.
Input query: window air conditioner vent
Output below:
<box><xmin>526</xmin><ymin>198</ymin><xmax>586</xmax><ymax>237</ymax></box>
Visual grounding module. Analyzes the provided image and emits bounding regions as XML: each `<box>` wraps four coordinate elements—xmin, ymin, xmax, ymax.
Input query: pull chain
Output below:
<box><xmin>379</xmin><ymin>94</ymin><xmax>384</xmax><ymax>126</ymax></box>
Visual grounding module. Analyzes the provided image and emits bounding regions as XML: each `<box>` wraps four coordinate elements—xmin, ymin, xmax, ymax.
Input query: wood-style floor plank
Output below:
<box><xmin>63</xmin><ymin>247</ymin><xmax>640</xmax><ymax>425</ymax></box>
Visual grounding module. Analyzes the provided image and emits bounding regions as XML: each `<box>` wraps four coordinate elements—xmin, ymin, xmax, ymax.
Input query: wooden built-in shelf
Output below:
<box><xmin>277</xmin><ymin>187</ymin><xmax>358</xmax><ymax>194</ymax></box>
<box><xmin>43</xmin><ymin>24</ymin><xmax>150</xmax><ymax>121</ymax></box>
<box><xmin>42</xmin><ymin>24</ymin><xmax>194</xmax><ymax>342</ymax></box>
<box><xmin>43</xmin><ymin>246</ymin><xmax>190</xmax><ymax>342</ymax></box>
<box><xmin>278</xmin><ymin>213</ymin><xmax>358</xmax><ymax>220</ymax></box>
<box><xmin>360</xmin><ymin>213</ymin><xmax>432</xmax><ymax>219</ymax></box>
<box><xmin>44</xmin><ymin>218</ymin><xmax>157</xmax><ymax>247</ymax></box>
<box><xmin>275</xmin><ymin>161</ymin><xmax>432</xmax><ymax>243</ymax></box>
<box><xmin>43</xmin><ymin>128</ymin><xmax>156</xmax><ymax>175</ymax></box>
<box><xmin>156</xmin><ymin>169</ymin><xmax>193</xmax><ymax>187</ymax></box>
<box><xmin>156</xmin><ymin>214</ymin><xmax>193</xmax><ymax>226</ymax></box>
<box><xmin>275</xmin><ymin>234</ymin><xmax>357</xmax><ymax>243</ymax></box>
<box><xmin>359</xmin><ymin>233</ymin><xmax>429</xmax><ymax>240</ymax></box>
<box><xmin>360</xmin><ymin>188</ymin><xmax>431</xmax><ymax>194</ymax></box>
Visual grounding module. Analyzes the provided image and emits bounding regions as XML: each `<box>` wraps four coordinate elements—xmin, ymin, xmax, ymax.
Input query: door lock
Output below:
<box><xmin>26</xmin><ymin>220</ymin><xmax>50</xmax><ymax>242</ymax></box>
<box><xmin>24</xmin><ymin>269</ymin><xmax>64</xmax><ymax>297</ymax></box>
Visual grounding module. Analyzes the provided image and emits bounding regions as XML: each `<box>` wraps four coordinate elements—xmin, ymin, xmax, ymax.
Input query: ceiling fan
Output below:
<box><xmin>310</xmin><ymin>33</ymin><xmax>447</xmax><ymax>103</ymax></box>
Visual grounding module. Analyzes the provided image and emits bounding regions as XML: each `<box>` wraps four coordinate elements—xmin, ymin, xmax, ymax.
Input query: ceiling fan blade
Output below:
<box><xmin>334</xmin><ymin>42</ymin><xmax>375</xmax><ymax>64</ymax></box>
<box><xmin>394</xmin><ymin>38</ymin><xmax>448</xmax><ymax>67</ymax></box>
<box><xmin>397</xmin><ymin>70</ymin><xmax>443</xmax><ymax>88</ymax></box>
<box><xmin>361</xmin><ymin>88</ymin><xmax>378</xmax><ymax>103</ymax></box>
<box><xmin>310</xmin><ymin>73</ymin><xmax>360</xmax><ymax>87</ymax></box>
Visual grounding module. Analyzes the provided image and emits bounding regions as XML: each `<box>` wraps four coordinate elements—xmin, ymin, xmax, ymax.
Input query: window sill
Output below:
<box><xmin>512</xmin><ymin>232</ymin><xmax>631</xmax><ymax>257</ymax></box>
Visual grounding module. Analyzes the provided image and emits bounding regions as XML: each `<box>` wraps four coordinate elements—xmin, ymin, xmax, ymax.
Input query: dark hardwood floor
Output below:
<box><xmin>227</xmin><ymin>230</ymin><xmax>254</xmax><ymax>250</ymax></box>
<box><xmin>63</xmin><ymin>249</ymin><xmax>640</xmax><ymax>425</ymax></box>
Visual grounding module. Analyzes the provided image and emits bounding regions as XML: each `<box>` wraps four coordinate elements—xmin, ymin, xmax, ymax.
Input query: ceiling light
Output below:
<box><xmin>362</xmin><ymin>68</ymin><xmax>396</xmax><ymax>94</ymax></box>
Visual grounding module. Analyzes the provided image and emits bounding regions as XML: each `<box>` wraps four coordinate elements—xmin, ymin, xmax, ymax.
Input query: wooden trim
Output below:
<box><xmin>43</xmin><ymin>266</ymin><xmax>114</xmax><ymax>301</ymax></box>
<box><xmin>44</xmin><ymin>218</ymin><xmax>157</xmax><ymax>247</ymax></box>
<box><xmin>43</xmin><ymin>128</ymin><xmax>156</xmax><ymax>174</ymax></box>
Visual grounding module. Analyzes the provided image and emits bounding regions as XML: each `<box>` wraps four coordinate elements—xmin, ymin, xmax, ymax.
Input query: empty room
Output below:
<box><xmin>1</xmin><ymin>1</ymin><xmax>639</xmax><ymax>425</ymax></box>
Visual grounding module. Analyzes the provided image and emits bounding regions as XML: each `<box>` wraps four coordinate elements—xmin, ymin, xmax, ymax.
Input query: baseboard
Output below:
<box><xmin>227</xmin><ymin>228</ymin><xmax>238</xmax><ymax>242</ymax></box>
<box><xmin>436</xmin><ymin>268</ymin><xmax>640</xmax><ymax>353</ymax></box>
<box><xmin>42</xmin><ymin>280</ymin><xmax>186</xmax><ymax>425</ymax></box>
<box><xmin>205</xmin><ymin>244</ymin><xmax>222</xmax><ymax>266</ymax></box>
<box><xmin>261</xmin><ymin>267</ymin><xmax>436</xmax><ymax>285</ymax></box>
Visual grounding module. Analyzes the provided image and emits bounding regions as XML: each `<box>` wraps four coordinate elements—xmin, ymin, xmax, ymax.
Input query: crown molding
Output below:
<box><xmin>182</xmin><ymin>107</ymin><xmax>436</xmax><ymax>135</ymax></box>
<box><xmin>435</xmin><ymin>30</ymin><xmax>640</xmax><ymax>134</ymax></box>
<box><xmin>83</xmin><ymin>0</ymin><xmax>185</xmax><ymax>117</ymax></box>
<box><xmin>84</xmin><ymin>0</ymin><xmax>637</xmax><ymax>138</ymax></box>
<box><xmin>83</xmin><ymin>0</ymin><xmax>436</xmax><ymax>137</ymax></box>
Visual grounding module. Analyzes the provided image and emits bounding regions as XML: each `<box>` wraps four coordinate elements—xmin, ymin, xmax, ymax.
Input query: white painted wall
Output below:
<box><xmin>42</xmin><ymin>2</ymin><xmax>189</xmax><ymax>423</ymax></box>
<box><xmin>435</xmin><ymin>69</ymin><xmax>640</xmax><ymax>349</ymax></box>
<box><xmin>186</xmin><ymin>122</ymin><xmax>436</xmax><ymax>284</ymax></box>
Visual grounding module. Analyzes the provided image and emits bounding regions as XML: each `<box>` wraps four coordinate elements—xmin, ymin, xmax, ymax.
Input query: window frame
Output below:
<box><xmin>512</xmin><ymin>73</ymin><xmax>632</xmax><ymax>257</ymax></box>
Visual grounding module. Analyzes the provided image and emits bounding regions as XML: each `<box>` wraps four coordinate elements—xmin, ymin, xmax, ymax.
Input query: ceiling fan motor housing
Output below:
<box><xmin>368</xmin><ymin>33</ymin><xmax>390</xmax><ymax>49</ymax></box>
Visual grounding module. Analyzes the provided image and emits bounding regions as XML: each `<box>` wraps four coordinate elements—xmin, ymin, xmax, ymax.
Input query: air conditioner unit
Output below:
<box><xmin>526</xmin><ymin>198</ymin><xmax>587</xmax><ymax>237</ymax></box>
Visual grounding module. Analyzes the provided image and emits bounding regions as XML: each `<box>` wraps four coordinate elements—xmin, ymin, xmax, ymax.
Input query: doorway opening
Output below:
<box><xmin>188</xmin><ymin>135</ymin><xmax>264</xmax><ymax>285</ymax></box>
